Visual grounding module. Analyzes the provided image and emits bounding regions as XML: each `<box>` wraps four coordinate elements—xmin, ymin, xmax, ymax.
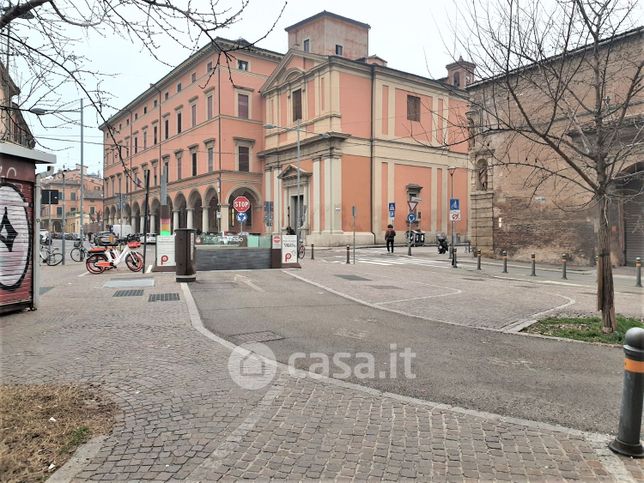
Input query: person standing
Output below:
<box><xmin>385</xmin><ymin>224</ymin><xmax>396</xmax><ymax>253</ymax></box>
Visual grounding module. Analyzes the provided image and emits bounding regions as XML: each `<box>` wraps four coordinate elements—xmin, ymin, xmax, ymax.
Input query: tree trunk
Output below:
<box><xmin>597</xmin><ymin>196</ymin><xmax>617</xmax><ymax>332</ymax></box>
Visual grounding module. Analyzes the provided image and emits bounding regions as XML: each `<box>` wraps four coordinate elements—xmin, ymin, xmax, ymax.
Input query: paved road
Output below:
<box><xmin>2</xmin><ymin>263</ymin><xmax>642</xmax><ymax>481</ymax></box>
<box><xmin>193</xmin><ymin>269</ymin><xmax>635</xmax><ymax>434</ymax></box>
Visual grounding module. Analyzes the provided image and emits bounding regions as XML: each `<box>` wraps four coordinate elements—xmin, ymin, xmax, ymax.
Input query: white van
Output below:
<box><xmin>112</xmin><ymin>224</ymin><xmax>133</xmax><ymax>238</ymax></box>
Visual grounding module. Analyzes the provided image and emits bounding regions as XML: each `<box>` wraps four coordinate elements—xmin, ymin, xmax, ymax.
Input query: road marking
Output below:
<box><xmin>377</xmin><ymin>287</ymin><xmax>461</xmax><ymax>305</ymax></box>
<box><xmin>77</xmin><ymin>271</ymin><xmax>89</xmax><ymax>277</ymax></box>
<box><xmin>146</xmin><ymin>265</ymin><xmax>153</xmax><ymax>273</ymax></box>
<box><xmin>234</xmin><ymin>274</ymin><xmax>265</xmax><ymax>292</ymax></box>
<box><xmin>501</xmin><ymin>293</ymin><xmax>577</xmax><ymax>333</ymax></box>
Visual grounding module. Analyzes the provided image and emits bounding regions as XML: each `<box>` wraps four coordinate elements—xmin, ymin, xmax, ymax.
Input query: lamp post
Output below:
<box><xmin>448</xmin><ymin>166</ymin><xmax>456</xmax><ymax>266</ymax></box>
<box><xmin>264</xmin><ymin>120</ymin><xmax>303</xmax><ymax>248</ymax></box>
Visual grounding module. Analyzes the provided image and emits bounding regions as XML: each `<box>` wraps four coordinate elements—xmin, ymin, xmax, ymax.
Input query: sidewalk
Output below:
<box><xmin>1</xmin><ymin>263</ymin><xmax>641</xmax><ymax>481</ymax></box>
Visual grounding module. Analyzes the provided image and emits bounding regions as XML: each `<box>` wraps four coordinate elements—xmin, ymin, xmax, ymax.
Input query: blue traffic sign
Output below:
<box><xmin>389</xmin><ymin>210</ymin><xmax>395</xmax><ymax>218</ymax></box>
<box><xmin>236</xmin><ymin>212</ymin><xmax>248</xmax><ymax>223</ymax></box>
<box><xmin>407</xmin><ymin>212</ymin><xmax>416</xmax><ymax>223</ymax></box>
<box><xmin>388</xmin><ymin>202</ymin><xmax>396</xmax><ymax>211</ymax></box>
<box><xmin>450</xmin><ymin>198</ymin><xmax>460</xmax><ymax>210</ymax></box>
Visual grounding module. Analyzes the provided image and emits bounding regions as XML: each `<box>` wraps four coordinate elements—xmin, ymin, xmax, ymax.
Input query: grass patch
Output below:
<box><xmin>524</xmin><ymin>314</ymin><xmax>643</xmax><ymax>344</ymax></box>
<box><xmin>0</xmin><ymin>384</ymin><xmax>117</xmax><ymax>483</ymax></box>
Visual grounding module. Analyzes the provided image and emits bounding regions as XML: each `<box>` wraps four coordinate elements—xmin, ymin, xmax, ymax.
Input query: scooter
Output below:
<box><xmin>436</xmin><ymin>233</ymin><xmax>449</xmax><ymax>254</ymax></box>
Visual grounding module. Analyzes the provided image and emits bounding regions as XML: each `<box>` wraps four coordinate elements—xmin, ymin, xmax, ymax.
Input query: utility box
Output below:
<box><xmin>175</xmin><ymin>228</ymin><xmax>196</xmax><ymax>282</ymax></box>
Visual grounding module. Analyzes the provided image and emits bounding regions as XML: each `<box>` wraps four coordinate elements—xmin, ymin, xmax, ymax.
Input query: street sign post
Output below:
<box><xmin>389</xmin><ymin>202</ymin><xmax>395</xmax><ymax>220</ymax></box>
<box><xmin>408</xmin><ymin>200</ymin><xmax>418</xmax><ymax>212</ymax></box>
<box><xmin>449</xmin><ymin>211</ymin><xmax>462</xmax><ymax>222</ymax></box>
<box><xmin>407</xmin><ymin>212</ymin><xmax>416</xmax><ymax>223</ymax></box>
<box><xmin>450</xmin><ymin>198</ymin><xmax>460</xmax><ymax>211</ymax></box>
<box><xmin>236</xmin><ymin>211</ymin><xmax>247</xmax><ymax>234</ymax></box>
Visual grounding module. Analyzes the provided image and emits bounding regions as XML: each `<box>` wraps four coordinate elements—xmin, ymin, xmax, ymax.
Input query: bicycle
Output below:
<box><xmin>70</xmin><ymin>241</ymin><xmax>89</xmax><ymax>262</ymax></box>
<box><xmin>39</xmin><ymin>244</ymin><xmax>63</xmax><ymax>266</ymax></box>
<box><xmin>297</xmin><ymin>240</ymin><xmax>305</xmax><ymax>260</ymax></box>
<box><xmin>85</xmin><ymin>236</ymin><xmax>143</xmax><ymax>274</ymax></box>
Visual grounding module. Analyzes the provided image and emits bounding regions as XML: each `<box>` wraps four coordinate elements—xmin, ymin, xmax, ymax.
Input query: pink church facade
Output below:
<box><xmin>101</xmin><ymin>11</ymin><xmax>471</xmax><ymax>245</ymax></box>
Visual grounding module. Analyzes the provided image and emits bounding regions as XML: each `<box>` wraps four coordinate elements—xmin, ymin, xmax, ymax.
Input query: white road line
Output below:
<box><xmin>77</xmin><ymin>271</ymin><xmax>89</xmax><ymax>277</ymax></box>
<box><xmin>146</xmin><ymin>264</ymin><xmax>153</xmax><ymax>273</ymax></box>
<box><xmin>234</xmin><ymin>274</ymin><xmax>265</xmax><ymax>292</ymax></box>
<box><xmin>377</xmin><ymin>287</ymin><xmax>462</xmax><ymax>305</ymax></box>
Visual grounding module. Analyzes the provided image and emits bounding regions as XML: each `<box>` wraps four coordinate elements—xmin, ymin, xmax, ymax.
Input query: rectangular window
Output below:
<box><xmin>70</xmin><ymin>192</ymin><xmax>76</xmax><ymax>201</ymax></box>
<box><xmin>164</xmin><ymin>91</ymin><xmax>169</xmax><ymax>100</ymax></box>
<box><xmin>153</xmin><ymin>167</ymin><xmax>157</xmax><ymax>186</ymax></box>
<box><xmin>153</xmin><ymin>125</ymin><xmax>158</xmax><ymax>144</ymax></box>
<box><xmin>191</xmin><ymin>72</ymin><xmax>196</xmax><ymax>83</ymax></box>
<box><xmin>177</xmin><ymin>158</ymin><xmax>182</xmax><ymax>180</ymax></box>
<box><xmin>238</xmin><ymin>60</ymin><xmax>249</xmax><ymax>71</ymax></box>
<box><xmin>335</xmin><ymin>44</ymin><xmax>343</xmax><ymax>56</ymax></box>
<box><xmin>164</xmin><ymin>119</ymin><xmax>169</xmax><ymax>140</ymax></box>
<box><xmin>207</xmin><ymin>61</ymin><xmax>213</xmax><ymax>73</ymax></box>
<box><xmin>143</xmin><ymin>106</ymin><xmax>147</xmax><ymax>114</ymax></box>
<box><xmin>143</xmin><ymin>130</ymin><xmax>147</xmax><ymax>149</ymax></box>
<box><xmin>177</xmin><ymin>112</ymin><xmax>182</xmax><ymax>134</ymax></box>
<box><xmin>191</xmin><ymin>152</ymin><xmax>197</xmax><ymax>177</ymax></box>
<box><xmin>177</xmin><ymin>82</ymin><xmax>182</xmax><ymax>93</ymax></box>
<box><xmin>207</xmin><ymin>146</ymin><xmax>214</xmax><ymax>172</ymax></box>
<box><xmin>292</xmin><ymin>89</ymin><xmax>302</xmax><ymax>121</ymax></box>
<box><xmin>126</xmin><ymin>118</ymin><xmax>129</xmax><ymax>126</ymax></box>
<box><xmin>407</xmin><ymin>95</ymin><xmax>420</xmax><ymax>121</ymax></box>
<box><xmin>134</xmin><ymin>136</ymin><xmax>138</xmax><ymax>153</ymax></box>
<box><xmin>57</xmin><ymin>207</ymin><xmax>62</xmax><ymax>216</ymax></box>
<box><xmin>90</xmin><ymin>206</ymin><xmax>95</xmax><ymax>214</ymax></box>
<box><xmin>303</xmin><ymin>39</ymin><xmax>310</xmax><ymax>52</ymax></box>
<box><xmin>207</xmin><ymin>95</ymin><xmax>213</xmax><ymax>119</ymax></box>
<box><xmin>191</xmin><ymin>103</ymin><xmax>197</xmax><ymax>127</ymax></box>
<box><xmin>238</xmin><ymin>93</ymin><xmax>249</xmax><ymax>119</ymax></box>
<box><xmin>153</xmin><ymin>99</ymin><xmax>157</xmax><ymax>108</ymax></box>
<box><xmin>70</xmin><ymin>207</ymin><xmax>76</xmax><ymax>213</ymax></box>
<box><xmin>134</xmin><ymin>113</ymin><xmax>138</xmax><ymax>120</ymax></box>
<box><xmin>238</xmin><ymin>146</ymin><xmax>249</xmax><ymax>172</ymax></box>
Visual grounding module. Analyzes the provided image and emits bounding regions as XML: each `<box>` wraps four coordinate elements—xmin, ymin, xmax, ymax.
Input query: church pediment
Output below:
<box><xmin>261</xmin><ymin>49</ymin><xmax>327</xmax><ymax>93</ymax></box>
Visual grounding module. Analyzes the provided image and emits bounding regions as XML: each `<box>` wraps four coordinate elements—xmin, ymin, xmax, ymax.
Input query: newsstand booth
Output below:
<box><xmin>0</xmin><ymin>142</ymin><xmax>55</xmax><ymax>314</ymax></box>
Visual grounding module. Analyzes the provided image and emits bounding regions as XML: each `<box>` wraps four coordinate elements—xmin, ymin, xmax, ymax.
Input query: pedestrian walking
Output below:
<box><xmin>385</xmin><ymin>224</ymin><xmax>396</xmax><ymax>253</ymax></box>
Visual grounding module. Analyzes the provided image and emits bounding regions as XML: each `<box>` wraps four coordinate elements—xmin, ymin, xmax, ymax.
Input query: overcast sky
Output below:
<box><xmin>23</xmin><ymin>0</ymin><xmax>464</xmax><ymax>175</ymax></box>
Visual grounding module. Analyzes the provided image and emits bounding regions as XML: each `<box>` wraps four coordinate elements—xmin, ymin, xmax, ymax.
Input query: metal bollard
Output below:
<box><xmin>561</xmin><ymin>253</ymin><xmax>568</xmax><ymax>280</ymax></box>
<box><xmin>502</xmin><ymin>251</ymin><xmax>508</xmax><ymax>273</ymax></box>
<box><xmin>530</xmin><ymin>253</ymin><xmax>536</xmax><ymax>277</ymax></box>
<box><xmin>346</xmin><ymin>245</ymin><xmax>350</xmax><ymax>264</ymax></box>
<box><xmin>636</xmin><ymin>257</ymin><xmax>642</xmax><ymax>288</ymax></box>
<box><xmin>609</xmin><ymin>327</ymin><xmax>644</xmax><ymax>458</ymax></box>
<box><xmin>452</xmin><ymin>247</ymin><xmax>458</xmax><ymax>268</ymax></box>
<box><xmin>311</xmin><ymin>244</ymin><xmax>315</xmax><ymax>260</ymax></box>
<box><xmin>477</xmin><ymin>249</ymin><xmax>482</xmax><ymax>270</ymax></box>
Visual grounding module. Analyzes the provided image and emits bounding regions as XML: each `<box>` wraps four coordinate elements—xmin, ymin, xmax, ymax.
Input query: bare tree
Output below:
<box><xmin>1</xmin><ymin>0</ymin><xmax>284</xmax><ymax>184</ymax></box>
<box><xmin>449</xmin><ymin>0</ymin><xmax>643</xmax><ymax>332</ymax></box>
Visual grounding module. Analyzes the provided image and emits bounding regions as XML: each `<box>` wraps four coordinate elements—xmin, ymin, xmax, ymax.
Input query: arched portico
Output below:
<box><xmin>173</xmin><ymin>192</ymin><xmax>188</xmax><ymax>231</ymax></box>
<box><xmin>204</xmin><ymin>187</ymin><xmax>219</xmax><ymax>234</ymax></box>
<box><xmin>227</xmin><ymin>187</ymin><xmax>261</xmax><ymax>233</ymax></box>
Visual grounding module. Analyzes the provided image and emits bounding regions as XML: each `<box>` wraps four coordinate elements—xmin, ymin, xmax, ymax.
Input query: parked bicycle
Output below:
<box><xmin>85</xmin><ymin>235</ymin><xmax>143</xmax><ymax>274</ymax></box>
<box><xmin>298</xmin><ymin>240</ymin><xmax>306</xmax><ymax>260</ymax></box>
<box><xmin>39</xmin><ymin>244</ymin><xmax>63</xmax><ymax>266</ymax></box>
<box><xmin>70</xmin><ymin>240</ymin><xmax>89</xmax><ymax>262</ymax></box>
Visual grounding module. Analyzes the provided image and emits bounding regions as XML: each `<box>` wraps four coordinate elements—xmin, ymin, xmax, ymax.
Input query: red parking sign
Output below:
<box><xmin>233</xmin><ymin>196</ymin><xmax>250</xmax><ymax>213</ymax></box>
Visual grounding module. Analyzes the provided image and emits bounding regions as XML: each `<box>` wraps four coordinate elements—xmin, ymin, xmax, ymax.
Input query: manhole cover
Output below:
<box><xmin>148</xmin><ymin>293</ymin><xmax>180</xmax><ymax>302</ymax></box>
<box><xmin>39</xmin><ymin>286</ymin><xmax>53</xmax><ymax>295</ymax></box>
<box><xmin>370</xmin><ymin>285</ymin><xmax>402</xmax><ymax>290</ymax></box>
<box><xmin>113</xmin><ymin>289</ymin><xmax>144</xmax><ymax>297</ymax></box>
<box><xmin>231</xmin><ymin>330</ymin><xmax>284</xmax><ymax>344</ymax></box>
<box><xmin>104</xmin><ymin>278</ymin><xmax>154</xmax><ymax>288</ymax></box>
<box><xmin>335</xmin><ymin>274</ymin><xmax>371</xmax><ymax>281</ymax></box>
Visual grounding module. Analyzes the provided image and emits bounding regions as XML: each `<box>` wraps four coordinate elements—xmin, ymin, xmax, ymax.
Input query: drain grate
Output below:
<box><xmin>370</xmin><ymin>285</ymin><xmax>402</xmax><ymax>290</ymax></box>
<box><xmin>39</xmin><ymin>286</ymin><xmax>53</xmax><ymax>295</ymax></box>
<box><xmin>113</xmin><ymin>289</ymin><xmax>144</xmax><ymax>297</ymax></box>
<box><xmin>231</xmin><ymin>330</ymin><xmax>284</xmax><ymax>344</ymax></box>
<box><xmin>148</xmin><ymin>293</ymin><xmax>180</xmax><ymax>302</ymax></box>
<box><xmin>335</xmin><ymin>274</ymin><xmax>371</xmax><ymax>281</ymax></box>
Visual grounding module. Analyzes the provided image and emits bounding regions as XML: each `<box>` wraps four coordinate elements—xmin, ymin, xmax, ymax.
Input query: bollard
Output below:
<box><xmin>636</xmin><ymin>257</ymin><xmax>642</xmax><ymax>288</ymax></box>
<box><xmin>346</xmin><ymin>245</ymin><xmax>350</xmax><ymax>264</ymax></box>
<box><xmin>530</xmin><ymin>253</ymin><xmax>536</xmax><ymax>277</ymax></box>
<box><xmin>477</xmin><ymin>249</ymin><xmax>482</xmax><ymax>270</ymax></box>
<box><xmin>452</xmin><ymin>247</ymin><xmax>458</xmax><ymax>268</ymax></box>
<box><xmin>561</xmin><ymin>253</ymin><xmax>568</xmax><ymax>280</ymax></box>
<box><xmin>502</xmin><ymin>251</ymin><xmax>508</xmax><ymax>273</ymax></box>
<box><xmin>311</xmin><ymin>244</ymin><xmax>315</xmax><ymax>260</ymax></box>
<box><xmin>609</xmin><ymin>327</ymin><xmax>644</xmax><ymax>458</ymax></box>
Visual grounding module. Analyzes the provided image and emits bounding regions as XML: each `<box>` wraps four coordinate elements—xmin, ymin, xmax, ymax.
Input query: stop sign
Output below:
<box><xmin>233</xmin><ymin>196</ymin><xmax>251</xmax><ymax>213</ymax></box>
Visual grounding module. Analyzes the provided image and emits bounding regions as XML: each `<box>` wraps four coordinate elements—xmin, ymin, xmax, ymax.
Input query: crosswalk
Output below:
<box><xmin>322</xmin><ymin>255</ymin><xmax>451</xmax><ymax>268</ymax></box>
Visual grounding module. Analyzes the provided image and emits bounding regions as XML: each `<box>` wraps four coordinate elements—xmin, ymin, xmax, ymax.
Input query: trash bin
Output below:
<box><xmin>414</xmin><ymin>231</ymin><xmax>425</xmax><ymax>246</ymax></box>
<box><xmin>175</xmin><ymin>228</ymin><xmax>196</xmax><ymax>282</ymax></box>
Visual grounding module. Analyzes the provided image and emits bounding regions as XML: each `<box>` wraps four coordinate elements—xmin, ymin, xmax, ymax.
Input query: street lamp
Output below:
<box><xmin>448</xmin><ymin>165</ymin><xmax>456</xmax><ymax>267</ymax></box>
<box><xmin>264</xmin><ymin>120</ymin><xmax>303</xmax><ymax>249</ymax></box>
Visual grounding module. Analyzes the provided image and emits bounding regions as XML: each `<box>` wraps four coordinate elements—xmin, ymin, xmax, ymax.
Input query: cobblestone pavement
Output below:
<box><xmin>1</xmin><ymin>264</ymin><xmax>642</xmax><ymax>481</ymax></box>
